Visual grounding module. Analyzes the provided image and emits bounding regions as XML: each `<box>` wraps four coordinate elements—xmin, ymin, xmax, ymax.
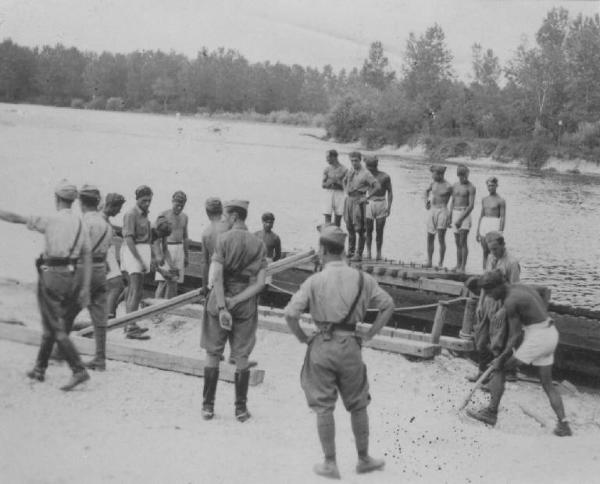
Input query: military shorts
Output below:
<box><xmin>343</xmin><ymin>196</ymin><xmax>367</xmax><ymax>232</ymax></box>
<box><xmin>301</xmin><ymin>332</ymin><xmax>371</xmax><ymax>415</ymax></box>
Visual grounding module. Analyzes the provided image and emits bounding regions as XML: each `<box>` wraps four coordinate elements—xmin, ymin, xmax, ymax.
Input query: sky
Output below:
<box><xmin>0</xmin><ymin>0</ymin><xmax>598</xmax><ymax>79</ymax></box>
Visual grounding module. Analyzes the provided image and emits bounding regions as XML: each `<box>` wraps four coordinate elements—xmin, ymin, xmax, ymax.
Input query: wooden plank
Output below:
<box><xmin>0</xmin><ymin>323</ymin><xmax>265</xmax><ymax>386</ymax></box>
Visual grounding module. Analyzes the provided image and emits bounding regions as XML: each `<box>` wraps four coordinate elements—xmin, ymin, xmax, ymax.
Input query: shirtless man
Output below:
<box><xmin>322</xmin><ymin>149</ymin><xmax>348</xmax><ymax>227</ymax></box>
<box><xmin>364</xmin><ymin>156</ymin><xmax>393</xmax><ymax>260</ymax></box>
<box><xmin>466</xmin><ymin>270</ymin><xmax>572</xmax><ymax>437</ymax></box>
<box><xmin>475</xmin><ymin>177</ymin><xmax>506</xmax><ymax>269</ymax></box>
<box><xmin>449</xmin><ymin>165</ymin><xmax>476</xmax><ymax>273</ymax></box>
<box><xmin>424</xmin><ymin>165</ymin><xmax>452</xmax><ymax>268</ymax></box>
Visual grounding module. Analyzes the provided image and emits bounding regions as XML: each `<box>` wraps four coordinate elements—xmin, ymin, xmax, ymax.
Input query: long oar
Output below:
<box><xmin>458</xmin><ymin>366</ymin><xmax>494</xmax><ymax>411</ymax></box>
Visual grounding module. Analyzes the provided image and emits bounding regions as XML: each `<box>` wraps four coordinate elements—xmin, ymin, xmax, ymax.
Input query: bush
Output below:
<box><xmin>85</xmin><ymin>96</ymin><xmax>106</xmax><ymax>110</ymax></box>
<box><xmin>142</xmin><ymin>99</ymin><xmax>162</xmax><ymax>113</ymax></box>
<box><xmin>326</xmin><ymin>94</ymin><xmax>373</xmax><ymax>142</ymax></box>
<box><xmin>524</xmin><ymin>140</ymin><xmax>549</xmax><ymax>168</ymax></box>
<box><xmin>70</xmin><ymin>98</ymin><xmax>85</xmax><ymax>109</ymax></box>
<box><xmin>106</xmin><ymin>97</ymin><xmax>125</xmax><ymax>111</ymax></box>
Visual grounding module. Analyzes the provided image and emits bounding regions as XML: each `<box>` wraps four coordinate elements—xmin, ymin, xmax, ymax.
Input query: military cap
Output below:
<box><xmin>475</xmin><ymin>269</ymin><xmax>505</xmax><ymax>290</ymax></box>
<box><xmin>79</xmin><ymin>184</ymin><xmax>101</xmax><ymax>201</ymax></box>
<box><xmin>349</xmin><ymin>151</ymin><xmax>362</xmax><ymax>160</ymax></box>
<box><xmin>262</xmin><ymin>212</ymin><xmax>275</xmax><ymax>222</ymax></box>
<box><xmin>484</xmin><ymin>231</ymin><xmax>504</xmax><ymax>245</ymax></box>
<box><xmin>172</xmin><ymin>190</ymin><xmax>187</xmax><ymax>203</ymax></box>
<box><xmin>54</xmin><ymin>179</ymin><xmax>78</xmax><ymax>201</ymax></box>
<box><xmin>105</xmin><ymin>193</ymin><xmax>126</xmax><ymax>207</ymax></box>
<box><xmin>205</xmin><ymin>197</ymin><xmax>223</xmax><ymax>211</ymax></box>
<box><xmin>319</xmin><ymin>225</ymin><xmax>347</xmax><ymax>249</ymax></box>
<box><xmin>224</xmin><ymin>199</ymin><xmax>249</xmax><ymax>211</ymax></box>
<box><xmin>135</xmin><ymin>185</ymin><xmax>153</xmax><ymax>199</ymax></box>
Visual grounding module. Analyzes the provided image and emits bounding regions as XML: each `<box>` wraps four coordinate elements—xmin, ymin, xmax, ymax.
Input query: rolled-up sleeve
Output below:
<box><xmin>122</xmin><ymin>212</ymin><xmax>136</xmax><ymax>239</ymax></box>
<box><xmin>366</xmin><ymin>277</ymin><xmax>394</xmax><ymax>312</ymax></box>
<box><xmin>284</xmin><ymin>278</ymin><xmax>311</xmax><ymax>319</ymax></box>
<box><xmin>26</xmin><ymin>215</ymin><xmax>48</xmax><ymax>234</ymax></box>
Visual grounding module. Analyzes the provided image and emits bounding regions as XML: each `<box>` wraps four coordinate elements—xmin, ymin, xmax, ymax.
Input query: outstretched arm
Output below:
<box><xmin>0</xmin><ymin>210</ymin><xmax>28</xmax><ymax>225</ymax></box>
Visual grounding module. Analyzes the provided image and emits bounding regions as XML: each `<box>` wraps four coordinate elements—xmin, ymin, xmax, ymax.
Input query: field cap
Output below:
<box><xmin>484</xmin><ymin>231</ymin><xmax>504</xmax><ymax>245</ymax></box>
<box><xmin>262</xmin><ymin>212</ymin><xmax>275</xmax><ymax>222</ymax></box>
<box><xmin>224</xmin><ymin>199</ymin><xmax>249</xmax><ymax>211</ymax></box>
<box><xmin>79</xmin><ymin>184</ymin><xmax>101</xmax><ymax>201</ymax></box>
<box><xmin>135</xmin><ymin>185</ymin><xmax>153</xmax><ymax>199</ymax></box>
<box><xmin>319</xmin><ymin>225</ymin><xmax>347</xmax><ymax>249</ymax></box>
<box><xmin>172</xmin><ymin>190</ymin><xmax>187</xmax><ymax>203</ymax></box>
<box><xmin>205</xmin><ymin>197</ymin><xmax>222</xmax><ymax>212</ymax></box>
<box><xmin>55</xmin><ymin>179</ymin><xmax>78</xmax><ymax>201</ymax></box>
<box><xmin>105</xmin><ymin>193</ymin><xmax>126</xmax><ymax>207</ymax></box>
<box><xmin>477</xmin><ymin>269</ymin><xmax>505</xmax><ymax>290</ymax></box>
<box><xmin>430</xmin><ymin>165</ymin><xmax>446</xmax><ymax>174</ymax></box>
<box><xmin>349</xmin><ymin>151</ymin><xmax>362</xmax><ymax>160</ymax></box>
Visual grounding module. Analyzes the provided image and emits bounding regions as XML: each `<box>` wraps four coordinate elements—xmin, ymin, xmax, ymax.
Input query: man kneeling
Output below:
<box><xmin>466</xmin><ymin>270</ymin><xmax>572</xmax><ymax>437</ymax></box>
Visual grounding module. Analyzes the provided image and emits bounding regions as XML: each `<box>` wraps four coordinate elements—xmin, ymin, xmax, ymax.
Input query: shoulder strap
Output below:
<box><xmin>67</xmin><ymin>219</ymin><xmax>83</xmax><ymax>259</ymax></box>
<box><xmin>91</xmin><ymin>224</ymin><xmax>110</xmax><ymax>253</ymax></box>
<box><xmin>339</xmin><ymin>270</ymin><xmax>364</xmax><ymax>325</ymax></box>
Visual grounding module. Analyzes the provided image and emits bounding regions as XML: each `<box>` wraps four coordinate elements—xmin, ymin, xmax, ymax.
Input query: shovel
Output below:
<box><xmin>458</xmin><ymin>366</ymin><xmax>495</xmax><ymax>411</ymax></box>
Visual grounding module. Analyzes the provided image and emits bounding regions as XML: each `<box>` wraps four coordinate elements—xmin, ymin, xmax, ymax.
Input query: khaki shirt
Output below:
<box><xmin>160</xmin><ymin>209</ymin><xmax>188</xmax><ymax>243</ymax></box>
<box><xmin>486</xmin><ymin>250</ymin><xmax>520</xmax><ymax>283</ymax></box>
<box><xmin>285</xmin><ymin>260</ymin><xmax>393</xmax><ymax>324</ymax></box>
<box><xmin>122</xmin><ymin>205</ymin><xmax>151</xmax><ymax>244</ymax></box>
<box><xmin>344</xmin><ymin>167</ymin><xmax>378</xmax><ymax>196</ymax></box>
<box><xmin>212</xmin><ymin>223</ymin><xmax>268</xmax><ymax>281</ymax></box>
<box><xmin>27</xmin><ymin>208</ymin><xmax>90</xmax><ymax>258</ymax></box>
<box><xmin>83</xmin><ymin>211</ymin><xmax>112</xmax><ymax>256</ymax></box>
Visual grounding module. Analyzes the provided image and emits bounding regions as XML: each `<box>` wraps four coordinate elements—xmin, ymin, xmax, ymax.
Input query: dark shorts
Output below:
<box><xmin>301</xmin><ymin>332</ymin><xmax>370</xmax><ymax>415</ymax></box>
<box><xmin>343</xmin><ymin>196</ymin><xmax>366</xmax><ymax>232</ymax></box>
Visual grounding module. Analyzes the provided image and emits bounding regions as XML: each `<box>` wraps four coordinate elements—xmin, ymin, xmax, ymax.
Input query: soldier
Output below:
<box><xmin>284</xmin><ymin>225</ymin><xmax>394</xmax><ymax>479</ymax></box>
<box><xmin>343</xmin><ymin>151</ymin><xmax>379</xmax><ymax>261</ymax></box>
<box><xmin>120</xmin><ymin>185</ymin><xmax>154</xmax><ymax>339</ymax></box>
<box><xmin>154</xmin><ymin>190</ymin><xmax>189</xmax><ymax>299</ymax></box>
<box><xmin>364</xmin><ymin>155</ymin><xmax>393</xmax><ymax>260</ymax></box>
<box><xmin>254</xmin><ymin>212</ymin><xmax>281</xmax><ymax>262</ymax></box>
<box><xmin>0</xmin><ymin>180</ymin><xmax>91</xmax><ymax>390</ymax></box>
<box><xmin>200</xmin><ymin>200</ymin><xmax>267</xmax><ymax>422</ymax></box>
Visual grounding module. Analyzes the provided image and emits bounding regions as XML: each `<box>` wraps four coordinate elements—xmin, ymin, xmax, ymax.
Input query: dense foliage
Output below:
<box><xmin>1</xmin><ymin>8</ymin><xmax>598</xmax><ymax>162</ymax></box>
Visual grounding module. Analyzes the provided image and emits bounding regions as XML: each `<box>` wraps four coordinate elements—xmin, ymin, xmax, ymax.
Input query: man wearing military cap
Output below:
<box><xmin>424</xmin><ymin>164</ymin><xmax>452</xmax><ymax>268</ymax></box>
<box><xmin>285</xmin><ymin>224</ymin><xmax>394</xmax><ymax>479</ymax></box>
<box><xmin>154</xmin><ymin>190</ymin><xmax>189</xmax><ymax>299</ymax></box>
<box><xmin>200</xmin><ymin>199</ymin><xmax>267</xmax><ymax>422</ymax></box>
<box><xmin>254</xmin><ymin>211</ymin><xmax>281</xmax><ymax>262</ymax></box>
<box><xmin>0</xmin><ymin>179</ymin><xmax>91</xmax><ymax>390</ymax></box>
<box><xmin>465</xmin><ymin>270</ymin><xmax>571</xmax><ymax>437</ymax></box>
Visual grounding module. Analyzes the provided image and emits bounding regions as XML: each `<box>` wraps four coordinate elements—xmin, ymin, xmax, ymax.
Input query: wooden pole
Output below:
<box><xmin>459</xmin><ymin>297</ymin><xmax>478</xmax><ymax>340</ymax></box>
<box><xmin>430</xmin><ymin>301</ymin><xmax>448</xmax><ymax>344</ymax></box>
<box><xmin>458</xmin><ymin>366</ymin><xmax>494</xmax><ymax>411</ymax></box>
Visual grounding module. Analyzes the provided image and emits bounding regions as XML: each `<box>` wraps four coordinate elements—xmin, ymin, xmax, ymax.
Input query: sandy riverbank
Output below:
<box><xmin>1</xmin><ymin>281</ymin><xmax>600</xmax><ymax>483</ymax></box>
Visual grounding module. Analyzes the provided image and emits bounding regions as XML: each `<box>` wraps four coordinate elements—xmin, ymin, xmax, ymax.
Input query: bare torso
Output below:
<box><xmin>429</xmin><ymin>181</ymin><xmax>452</xmax><ymax>208</ymax></box>
<box><xmin>505</xmin><ymin>284</ymin><xmax>549</xmax><ymax>327</ymax></box>
<box><xmin>452</xmin><ymin>182</ymin><xmax>475</xmax><ymax>209</ymax></box>
<box><xmin>481</xmin><ymin>194</ymin><xmax>505</xmax><ymax>218</ymax></box>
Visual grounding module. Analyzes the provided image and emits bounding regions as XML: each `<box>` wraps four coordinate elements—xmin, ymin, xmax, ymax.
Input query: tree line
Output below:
<box><xmin>1</xmin><ymin>7</ymin><xmax>599</xmax><ymax>163</ymax></box>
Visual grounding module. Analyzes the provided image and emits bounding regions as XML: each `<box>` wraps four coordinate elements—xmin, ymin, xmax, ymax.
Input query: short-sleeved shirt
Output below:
<box><xmin>486</xmin><ymin>250</ymin><xmax>520</xmax><ymax>283</ymax></box>
<box><xmin>254</xmin><ymin>230</ymin><xmax>281</xmax><ymax>261</ymax></box>
<box><xmin>83</xmin><ymin>211</ymin><xmax>112</xmax><ymax>256</ymax></box>
<box><xmin>27</xmin><ymin>208</ymin><xmax>90</xmax><ymax>259</ymax></box>
<box><xmin>212</xmin><ymin>224</ymin><xmax>268</xmax><ymax>281</ymax></box>
<box><xmin>202</xmin><ymin>220</ymin><xmax>230</xmax><ymax>264</ymax></box>
<box><xmin>122</xmin><ymin>205</ymin><xmax>151</xmax><ymax>244</ymax></box>
<box><xmin>159</xmin><ymin>209</ymin><xmax>188</xmax><ymax>243</ymax></box>
<box><xmin>285</xmin><ymin>260</ymin><xmax>393</xmax><ymax>324</ymax></box>
<box><xmin>370</xmin><ymin>170</ymin><xmax>392</xmax><ymax>198</ymax></box>
<box><xmin>323</xmin><ymin>164</ymin><xmax>348</xmax><ymax>191</ymax></box>
<box><xmin>344</xmin><ymin>167</ymin><xmax>378</xmax><ymax>196</ymax></box>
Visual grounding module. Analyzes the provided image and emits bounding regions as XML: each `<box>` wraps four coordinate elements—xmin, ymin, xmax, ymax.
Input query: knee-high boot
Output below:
<box><xmin>85</xmin><ymin>325</ymin><xmax>107</xmax><ymax>370</ymax></box>
<box><xmin>202</xmin><ymin>367</ymin><xmax>219</xmax><ymax>420</ymax></box>
<box><xmin>234</xmin><ymin>369</ymin><xmax>251</xmax><ymax>422</ymax></box>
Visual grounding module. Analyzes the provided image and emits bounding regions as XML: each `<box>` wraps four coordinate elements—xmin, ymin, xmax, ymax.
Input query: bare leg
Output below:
<box><xmin>487</xmin><ymin>368</ymin><xmax>506</xmax><ymax>412</ymax></box>
<box><xmin>333</xmin><ymin>215</ymin><xmax>342</xmax><ymax>227</ymax></box>
<box><xmin>426</xmin><ymin>233</ymin><xmax>435</xmax><ymax>267</ymax></box>
<box><xmin>481</xmin><ymin>239</ymin><xmax>489</xmax><ymax>269</ymax></box>
<box><xmin>165</xmin><ymin>280</ymin><xmax>178</xmax><ymax>299</ymax></box>
<box><xmin>437</xmin><ymin>229</ymin><xmax>447</xmax><ymax>267</ymax></box>
<box><xmin>347</xmin><ymin>227</ymin><xmax>356</xmax><ymax>257</ymax></box>
<box><xmin>125</xmin><ymin>273</ymin><xmax>144</xmax><ymax>313</ymax></box>
<box><xmin>539</xmin><ymin>365</ymin><xmax>566</xmax><ymax>421</ymax></box>
<box><xmin>365</xmin><ymin>218</ymin><xmax>374</xmax><ymax>259</ymax></box>
<box><xmin>454</xmin><ymin>232</ymin><xmax>462</xmax><ymax>271</ymax></box>
<box><xmin>375</xmin><ymin>218</ymin><xmax>386</xmax><ymax>260</ymax></box>
<box><xmin>459</xmin><ymin>230</ymin><xmax>469</xmax><ymax>272</ymax></box>
<box><xmin>324</xmin><ymin>214</ymin><xmax>332</xmax><ymax>224</ymax></box>
<box><xmin>155</xmin><ymin>281</ymin><xmax>166</xmax><ymax>298</ymax></box>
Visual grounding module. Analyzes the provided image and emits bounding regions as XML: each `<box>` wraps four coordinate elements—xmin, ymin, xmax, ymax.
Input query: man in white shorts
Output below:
<box><xmin>364</xmin><ymin>156</ymin><xmax>393</xmax><ymax>260</ymax></box>
<box><xmin>424</xmin><ymin>165</ymin><xmax>452</xmax><ymax>268</ymax></box>
<box><xmin>322</xmin><ymin>150</ymin><xmax>348</xmax><ymax>227</ymax></box>
<box><xmin>121</xmin><ymin>185</ymin><xmax>154</xmax><ymax>339</ymax></box>
<box><xmin>154</xmin><ymin>191</ymin><xmax>189</xmax><ymax>299</ymax></box>
<box><xmin>466</xmin><ymin>270</ymin><xmax>572</xmax><ymax>437</ymax></box>
<box><xmin>449</xmin><ymin>165</ymin><xmax>476</xmax><ymax>273</ymax></box>
<box><xmin>475</xmin><ymin>177</ymin><xmax>506</xmax><ymax>269</ymax></box>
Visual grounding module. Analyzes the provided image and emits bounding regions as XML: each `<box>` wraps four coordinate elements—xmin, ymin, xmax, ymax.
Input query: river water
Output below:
<box><xmin>1</xmin><ymin>103</ymin><xmax>599</xmax><ymax>309</ymax></box>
